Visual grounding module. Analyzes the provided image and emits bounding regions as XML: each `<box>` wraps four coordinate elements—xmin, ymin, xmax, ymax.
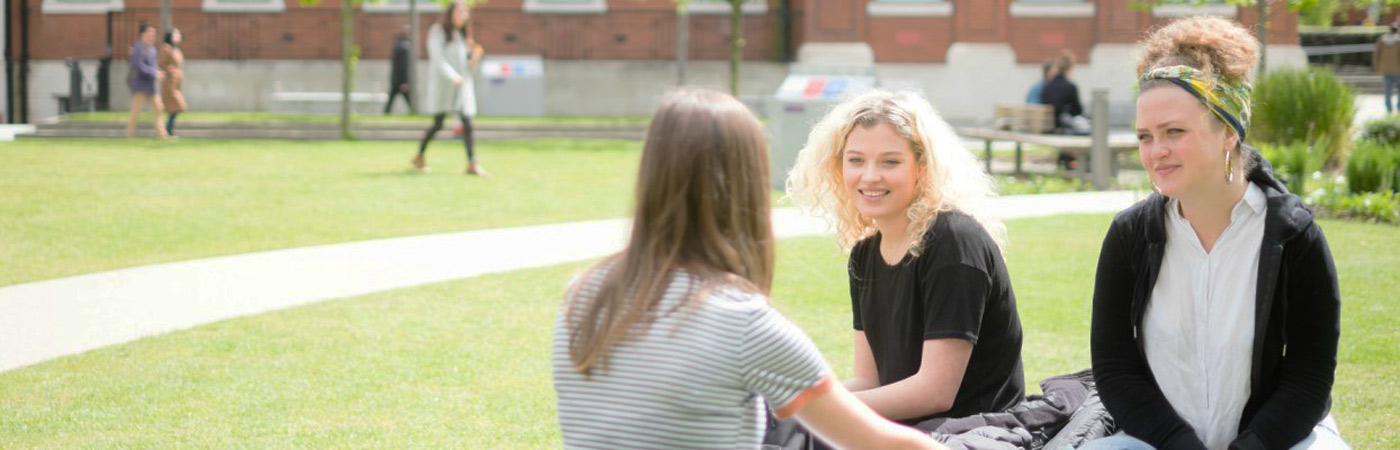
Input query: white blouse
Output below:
<box><xmin>1145</xmin><ymin>182</ymin><xmax>1267</xmax><ymax>450</ymax></box>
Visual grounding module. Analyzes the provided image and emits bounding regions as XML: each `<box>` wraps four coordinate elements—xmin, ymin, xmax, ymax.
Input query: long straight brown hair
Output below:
<box><xmin>439</xmin><ymin>0</ymin><xmax>472</xmax><ymax>43</ymax></box>
<box><xmin>568</xmin><ymin>89</ymin><xmax>775</xmax><ymax>375</ymax></box>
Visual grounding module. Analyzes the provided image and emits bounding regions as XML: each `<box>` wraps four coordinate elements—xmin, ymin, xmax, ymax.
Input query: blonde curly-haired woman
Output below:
<box><xmin>786</xmin><ymin>90</ymin><xmax>1025</xmax><ymax>430</ymax></box>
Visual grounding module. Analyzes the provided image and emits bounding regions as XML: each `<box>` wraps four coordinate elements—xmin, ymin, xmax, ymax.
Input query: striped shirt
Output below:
<box><xmin>552</xmin><ymin>269</ymin><xmax>833</xmax><ymax>449</ymax></box>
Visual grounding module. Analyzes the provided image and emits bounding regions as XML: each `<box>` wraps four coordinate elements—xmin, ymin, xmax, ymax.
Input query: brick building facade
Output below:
<box><xmin>5</xmin><ymin>0</ymin><xmax>1304</xmax><ymax>121</ymax></box>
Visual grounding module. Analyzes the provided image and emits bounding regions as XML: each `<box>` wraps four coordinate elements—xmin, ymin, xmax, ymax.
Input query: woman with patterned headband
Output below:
<box><xmin>1080</xmin><ymin>17</ymin><xmax>1347</xmax><ymax>450</ymax></box>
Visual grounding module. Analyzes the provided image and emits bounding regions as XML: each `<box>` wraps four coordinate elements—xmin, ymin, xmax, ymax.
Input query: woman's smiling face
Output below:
<box><xmin>842</xmin><ymin>122</ymin><xmax>920</xmax><ymax>226</ymax></box>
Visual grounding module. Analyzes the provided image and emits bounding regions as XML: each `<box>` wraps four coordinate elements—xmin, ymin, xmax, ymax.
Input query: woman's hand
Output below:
<box><xmin>471</xmin><ymin>43</ymin><xmax>485</xmax><ymax>62</ymax></box>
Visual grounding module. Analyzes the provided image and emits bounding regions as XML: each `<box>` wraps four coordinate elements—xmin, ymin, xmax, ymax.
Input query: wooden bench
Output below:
<box><xmin>993</xmin><ymin>103</ymin><xmax>1055</xmax><ymax>134</ymax></box>
<box><xmin>958</xmin><ymin>126</ymin><xmax>1139</xmax><ymax>180</ymax></box>
<box><xmin>269</xmin><ymin>92</ymin><xmax>389</xmax><ymax>115</ymax></box>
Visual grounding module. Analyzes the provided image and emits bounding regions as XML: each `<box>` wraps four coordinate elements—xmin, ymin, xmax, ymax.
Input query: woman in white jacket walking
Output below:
<box><xmin>413</xmin><ymin>0</ymin><xmax>487</xmax><ymax>176</ymax></box>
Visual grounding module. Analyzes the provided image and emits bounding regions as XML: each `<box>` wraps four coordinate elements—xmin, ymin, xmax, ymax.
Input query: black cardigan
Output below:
<box><xmin>1090</xmin><ymin>148</ymin><xmax>1340</xmax><ymax>450</ymax></box>
<box><xmin>1040</xmin><ymin>75</ymin><xmax>1083</xmax><ymax>130</ymax></box>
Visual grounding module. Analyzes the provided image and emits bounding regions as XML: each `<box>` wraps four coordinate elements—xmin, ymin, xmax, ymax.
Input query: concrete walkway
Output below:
<box><xmin>0</xmin><ymin>191</ymin><xmax>1144</xmax><ymax>373</ymax></box>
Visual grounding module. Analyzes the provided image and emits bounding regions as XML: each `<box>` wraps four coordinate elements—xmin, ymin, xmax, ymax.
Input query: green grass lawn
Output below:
<box><xmin>2</xmin><ymin>215</ymin><xmax>1395</xmax><ymax>448</ymax></box>
<box><xmin>0</xmin><ymin>138</ymin><xmax>640</xmax><ymax>286</ymax></box>
<box><xmin>63</xmin><ymin>111</ymin><xmax>652</xmax><ymax>126</ymax></box>
<box><xmin>0</xmin><ymin>138</ymin><xmax>1119</xmax><ymax>287</ymax></box>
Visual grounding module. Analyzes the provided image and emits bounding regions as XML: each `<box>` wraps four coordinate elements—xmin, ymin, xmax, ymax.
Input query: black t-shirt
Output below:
<box><xmin>848</xmin><ymin>210</ymin><xmax>1025</xmax><ymax>425</ymax></box>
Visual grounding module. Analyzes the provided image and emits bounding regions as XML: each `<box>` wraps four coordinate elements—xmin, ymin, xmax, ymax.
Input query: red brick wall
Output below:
<box><xmin>1097</xmin><ymin>0</ymin><xmax>1152</xmax><ymax>43</ymax></box>
<box><xmin>10</xmin><ymin>0</ymin><xmax>1297</xmax><ymax>63</ymax></box>
<box><xmin>1235</xmin><ymin>0</ymin><xmax>1300</xmax><ymax>45</ymax></box>
<box><xmin>802</xmin><ymin>0</ymin><xmax>864</xmax><ymax>42</ymax></box>
<box><xmin>1008</xmin><ymin>17</ymin><xmax>1095</xmax><ymax>64</ymax></box>
<box><xmin>954</xmin><ymin>0</ymin><xmax>1009</xmax><ymax>43</ymax></box>
<box><xmin>11</xmin><ymin>0</ymin><xmax>788</xmax><ymax>61</ymax></box>
<box><xmin>866</xmin><ymin>16</ymin><xmax>953</xmax><ymax>63</ymax></box>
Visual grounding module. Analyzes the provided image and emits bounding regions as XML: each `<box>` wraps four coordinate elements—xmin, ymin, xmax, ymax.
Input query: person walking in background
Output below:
<box><xmin>384</xmin><ymin>24</ymin><xmax>412</xmax><ymax>115</ymax></box>
<box><xmin>412</xmin><ymin>0</ymin><xmax>486</xmax><ymax>176</ymax></box>
<box><xmin>1374</xmin><ymin>22</ymin><xmax>1400</xmax><ymax>113</ymax></box>
<box><xmin>159</xmin><ymin>28</ymin><xmax>187</xmax><ymax>138</ymax></box>
<box><xmin>552</xmin><ymin>88</ymin><xmax>943</xmax><ymax>450</ymax></box>
<box><xmin>1082</xmin><ymin>17</ymin><xmax>1346</xmax><ymax>450</ymax></box>
<box><xmin>126</xmin><ymin>23</ymin><xmax>167</xmax><ymax>139</ymax></box>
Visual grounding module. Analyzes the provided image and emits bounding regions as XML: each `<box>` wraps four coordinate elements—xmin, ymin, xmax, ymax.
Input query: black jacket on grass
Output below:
<box><xmin>1090</xmin><ymin>146</ymin><xmax>1339</xmax><ymax>450</ymax></box>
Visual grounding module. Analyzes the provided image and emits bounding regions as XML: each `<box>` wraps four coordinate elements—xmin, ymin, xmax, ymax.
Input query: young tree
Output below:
<box><xmin>668</xmin><ymin>0</ymin><xmax>748</xmax><ymax>95</ymax></box>
<box><xmin>298</xmin><ymin>0</ymin><xmax>361</xmax><ymax>140</ymax></box>
<box><xmin>726</xmin><ymin>0</ymin><xmax>745</xmax><ymax>96</ymax></box>
<box><xmin>1140</xmin><ymin>0</ymin><xmax>1400</xmax><ymax>72</ymax></box>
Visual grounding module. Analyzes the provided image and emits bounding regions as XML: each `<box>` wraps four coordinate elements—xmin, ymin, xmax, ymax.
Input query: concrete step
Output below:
<box><xmin>28</xmin><ymin>119</ymin><xmax>647</xmax><ymax>140</ymax></box>
<box><xmin>0</xmin><ymin>124</ymin><xmax>36</xmax><ymax>141</ymax></box>
<box><xmin>25</xmin><ymin>127</ymin><xmax>645</xmax><ymax>141</ymax></box>
<box><xmin>1336</xmin><ymin>73</ymin><xmax>1383</xmax><ymax>94</ymax></box>
<box><xmin>38</xmin><ymin>120</ymin><xmax>648</xmax><ymax>132</ymax></box>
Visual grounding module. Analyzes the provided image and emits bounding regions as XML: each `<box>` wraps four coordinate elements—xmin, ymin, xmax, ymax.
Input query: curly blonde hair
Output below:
<box><xmin>786</xmin><ymin>90</ymin><xmax>1006</xmax><ymax>255</ymax></box>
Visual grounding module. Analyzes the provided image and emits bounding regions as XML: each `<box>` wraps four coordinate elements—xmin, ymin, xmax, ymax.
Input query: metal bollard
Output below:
<box><xmin>65</xmin><ymin>59</ymin><xmax>84</xmax><ymax>113</ymax></box>
<box><xmin>1090</xmin><ymin>89</ymin><xmax>1112</xmax><ymax>190</ymax></box>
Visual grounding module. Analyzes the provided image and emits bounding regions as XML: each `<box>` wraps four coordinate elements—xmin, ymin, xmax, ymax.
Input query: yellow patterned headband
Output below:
<box><xmin>1139</xmin><ymin>65</ymin><xmax>1252</xmax><ymax>142</ymax></box>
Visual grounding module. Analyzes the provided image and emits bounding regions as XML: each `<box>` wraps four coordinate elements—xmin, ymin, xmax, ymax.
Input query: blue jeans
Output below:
<box><xmin>1385</xmin><ymin>75</ymin><xmax>1400</xmax><ymax>113</ymax></box>
<box><xmin>1075</xmin><ymin>415</ymin><xmax>1349</xmax><ymax>450</ymax></box>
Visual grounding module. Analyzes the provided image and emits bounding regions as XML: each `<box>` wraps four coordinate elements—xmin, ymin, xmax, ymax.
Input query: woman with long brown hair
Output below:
<box><xmin>551</xmin><ymin>89</ymin><xmax>942</xmax><ymax>450</ymax></box>
<box><xmin>412</xmin><ymin>0</ymin><xmax>485</xmax><ymax>175</ymax></box>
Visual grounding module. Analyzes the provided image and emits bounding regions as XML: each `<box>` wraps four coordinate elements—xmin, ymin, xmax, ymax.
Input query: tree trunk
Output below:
<box><xmin>677</xmin><ymin>7</ymin><xmax>689</xmax><ymax>86</ymax></box>
<box><xmin>341</xmin><ymin>0</ymin><xmax>355</xmax><ymax>140</ymax></box>
<box><xmin>160</xmin><ymin>0</ymin><xmax>171</xmax><ymax>34</ymax></box>
<box><xmin>1257</xmin><ymin>0</ymin><xmax>1269</xmax><ymax>74</ymax></box>
<box><xmin>729</xmin><ymin>0</ymin><xmax>743</xmax><ymax>96</ymax></box>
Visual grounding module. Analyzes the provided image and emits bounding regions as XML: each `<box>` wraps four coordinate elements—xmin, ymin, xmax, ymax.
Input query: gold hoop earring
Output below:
<box><xmin>1225</xmin><ymin>147</ymin><xmax>1234</xmax><ymax>185</ymax></box>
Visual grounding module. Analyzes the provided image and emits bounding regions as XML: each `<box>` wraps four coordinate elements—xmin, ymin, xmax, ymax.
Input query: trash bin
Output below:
<box><xmin>474</xmin><ymin>55</ymin><xmax>545</xmax><ymax>116</ymax></box>
<box><xmin>765</xmin><ymin>66</ymin><xmax>876</xmax><ymax>189</ymax></box>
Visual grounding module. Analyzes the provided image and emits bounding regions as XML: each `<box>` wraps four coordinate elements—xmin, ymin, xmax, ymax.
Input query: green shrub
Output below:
<box><xmin>1347</xmin><ymin>141</ymin><xmax>1398</xmax><ymax>194</ymax></box>
<box><xmin>1252</xmin><ymin>68</ymin><xmax>1356</xmax><ymax>169</ymax></box>
<box><xmin>995</xmin><ymin>175</ymin><xmax>1093</xmax><ymax>196</ymax></box>
<box><xmin>1361</xmin><ymin>116</ymin><xmax>1400</xmax><ymax>147</ymax></box>
<box><xmin>1260</xmin><ymin>142</ymin><xmax>1324</xmax><ymax>195</ymax></box>
<box><xmin>1306</xmin><ymin>182</ymin><xmax>1400</xmax><ymax>224</ymax></box>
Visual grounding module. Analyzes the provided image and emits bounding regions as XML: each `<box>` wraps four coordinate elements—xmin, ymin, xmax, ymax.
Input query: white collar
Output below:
<box><xmin>1168</xmin><ymin>182</ymin><xmax>1267</xmax><ymax>228</ymax></box>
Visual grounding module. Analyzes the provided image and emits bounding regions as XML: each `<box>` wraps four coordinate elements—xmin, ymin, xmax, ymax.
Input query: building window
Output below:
<box><xmin>362</xmin><ymin>0</ymin><xmax>443</xmax><ymax>14</ymax></box>
<box><xmin>867</xmin><ymin>0</ymin><xmax>952</xmax><ymax>18</ymax></box>
<box><xmin>687</xmin><ymin>0</ymin><xmax>767</xmax><ymax>15</ymax></box>
<box><xmin>43</xmin><ymin>0</ymin><xmax>123</xmax><ymax>14</ymax></box>
<box><xmin>1153</xmin><ymin>0</ymin><xmax>1236</xmax><ymax>18</ymax></box>
<box><xmin>203</xmin><ymin>0</ymin><xmax>285</xmax><ymax>13</ymax></box>
<box><xmin>523</xmin><ymin>0</ymin><xmax>606</xmax><ymax>14</ymax></box>
<box><xmin>1010</xmin><ymin>0</ymin><xmax>1094</xmax><ymax>19</ymax></box>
